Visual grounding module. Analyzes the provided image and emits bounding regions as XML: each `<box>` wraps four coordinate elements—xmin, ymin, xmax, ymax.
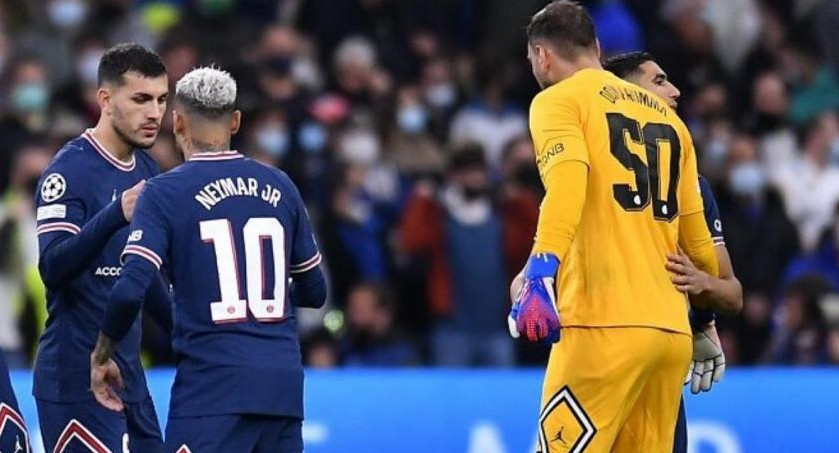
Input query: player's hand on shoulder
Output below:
<box><xmin>666</xmin><ymin>249</ymin><xmax>711</xmax><ymax>296</ymax></box>
<box><xmin>508</xmin><ymin>254</ymin><xmax>561</xmax><ymax>344</ymax></box>
<box><xmin>120</xmin><ymin>179</ymin><xmax>146</xmax><ymax>222</ymax></box>
<box><xmin>687</xmin><ymin>321</ymin><xmax>725</xmax><ymax>394</ymax></box>
<box><xmin>90</xmin><ymin>356</ymin><xmax>126</xmax><ymax>412</ymax></box>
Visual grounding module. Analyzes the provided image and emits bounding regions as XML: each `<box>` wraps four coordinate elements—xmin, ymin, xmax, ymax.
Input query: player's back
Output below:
<box><xmin>134</xmin><ymin>151</ymin><xmax>319</xmax><ymax>419</ymax></box>
<box><xmin>531</xmin><ymin>69</ymin><xmax>704</xmax><ymax>335</ymax></box>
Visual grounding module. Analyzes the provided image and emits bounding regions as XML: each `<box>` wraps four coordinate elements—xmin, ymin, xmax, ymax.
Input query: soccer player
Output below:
<box><xmin>1</xmin><ymin>352</ymin><xmax>29</xmax><ymax>453</ymax></box>
<box><xmin>604</xmin><ymin>51</ymin><xmax>744</xmax><ymax>453</ymax></box>
<box><xmin>34</xmin><ymin>43</ymin><xmax>169</xmax><ymax>452</ymax></box>
<box><xmin>90</xmin><ymin>67</ymin><xmax>326</xmax><ymax>453</ymax></box>
<box><xmin>508</xmin><ymin>2</ymin><xmax>720</xmax><ymax>451</ymax></box>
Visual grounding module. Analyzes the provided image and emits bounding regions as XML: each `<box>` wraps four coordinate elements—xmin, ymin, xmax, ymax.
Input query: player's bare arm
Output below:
<box><xmin>666</xmin><ymin>246</ymin><xmax>743</xmax><ymax>316</ymax></box>
<box><xmin>90</xmin><ymin>332</ymin><xmax>125</xmax><ymax>412</ymax></box>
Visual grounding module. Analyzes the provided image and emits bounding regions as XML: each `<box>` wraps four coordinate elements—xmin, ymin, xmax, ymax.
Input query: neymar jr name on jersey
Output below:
<box><xmin>195</xmin><ymin>176</ymin><xmax>283</xmax><ymax>211</ymax></box>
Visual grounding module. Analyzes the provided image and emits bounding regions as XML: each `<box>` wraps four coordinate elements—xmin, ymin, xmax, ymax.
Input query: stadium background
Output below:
<box><xmin>1</xmin><ymin>0</ymin><xmax>839</xmax><ymax>451</ymax></box>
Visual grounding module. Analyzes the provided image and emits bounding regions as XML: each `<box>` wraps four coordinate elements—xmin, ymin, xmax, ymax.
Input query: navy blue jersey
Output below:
<box><xmin>699</xmin><ymin>176</ymin><xmax>724</xmax><ymax>246</ymax></box>
<box><xmin>691</xmin><ymin>175</ymin><xmax>726</xmax><ymax>328</ymax></box>
<box><xmin>34</xmin><ymin>130</ymin><xmax>159</xmax><ymax>403</ymax></box>
<box><xmin>121</xmin><ymin>151</ymin><xmax>320</xmax><ymax>418</ymax></box>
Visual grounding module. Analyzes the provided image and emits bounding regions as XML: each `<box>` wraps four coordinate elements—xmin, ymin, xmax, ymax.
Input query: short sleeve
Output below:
<box><xmin>35</xmin><ymin>163</ymin><xmax>86</xmax><ymax>242</ymax></box>
<box><xmin>121</xmin><ymin>181</ymin><xmax>169</xmax><ymax>270</ymax></box>
<box><xmin>698</xmin><ymin>176</ymin><xmax>725</xmax><ymax>245</ymax></box>
<box><xmin>529</xmin><ymin>89</ymin><xmax>589</xmax><ymax>181</ymax></box>
<box><xmin>677</xmin><ymin>127</ymin><xmax>704</xmax><ymax>217</ymax></box>
<box><xmin>288</xmin><ymin>183</ymin><xmax>321</xmax><ymax>275</ymax></box>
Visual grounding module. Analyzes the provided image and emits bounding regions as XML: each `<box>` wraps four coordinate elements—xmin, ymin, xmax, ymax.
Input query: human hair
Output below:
<box><xmin>526</xmin><ymin>0</ymin><xmax>597</xmax><ymax>59</ymax></box>
<box><xmin>175</xmin><ymin>66</ymin><xmax>237</xmax><ymax>120</ymax></box>
<box><xmin>98</xmin><ymin>43</ymin><xmax>166</xmax><ymax>87</ymax></box>
<box><xmin>603</xmin><ymin>51</ymin><xmax>655</xmax><ymax>80</ymax></box>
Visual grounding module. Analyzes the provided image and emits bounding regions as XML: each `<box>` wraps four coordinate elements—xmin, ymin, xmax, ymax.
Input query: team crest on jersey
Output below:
<box><xmin>0</xmin><ymin>403</ymin><xmax>29</xmax><ymax>453</ymax></box>
<box><xmin>41</xmin><ymin>173</ymin><xmax>67</xmax><ymax>203</ymax></box>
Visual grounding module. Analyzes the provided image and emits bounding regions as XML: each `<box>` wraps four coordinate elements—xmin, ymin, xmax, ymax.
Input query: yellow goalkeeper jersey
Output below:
<box><xmin>529</xmin><ymin>68</ymin><xmax>709</xmax><ymax>335</ymax></box>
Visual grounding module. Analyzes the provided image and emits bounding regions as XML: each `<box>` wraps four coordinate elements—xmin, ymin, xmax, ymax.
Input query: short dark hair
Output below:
<box><xmin>98</xmin><ymin>43</ymin><xmax>166</xmax><ymax>87</ymax></box>
<box><xmin>603</xmin><ymin>51</ymin><xmax>655</xmax><ymax>79</ymax></box>
<box><xmin>448</xmin><ymin>143</ymin><xmax>487</xmax><ymax>172</ymax></box>
<box><xmin>526</xmin><ymin>0</ymin><xmax>597</xmax><ymax>59</ymax></box>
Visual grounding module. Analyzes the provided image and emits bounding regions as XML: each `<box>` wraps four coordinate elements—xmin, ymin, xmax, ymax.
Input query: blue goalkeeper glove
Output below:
<box><xmin>508</xmin><ymin>253</ymin><xmax>561</xmax><ymax>343</ymax></box>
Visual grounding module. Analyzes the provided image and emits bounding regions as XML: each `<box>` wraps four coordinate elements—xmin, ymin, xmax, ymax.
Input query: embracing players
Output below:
<box><xmin>604</xmin><ymin>51</ymin><xmax>744</xmax><ymax>453</ymax></box>
<box><xmin>34</xmin><ymin>43</ymin><xmax>170</xmax><ymax>452</ymax></box>
<box><xmin>90</xmin><ymin>67</ymin><xmax>326</xmax><ymax>453</ymax></box>
<box><xmin>508</xmin><ymin>1</ymin><xmax>721</xmax><ymax>451</ymax></box>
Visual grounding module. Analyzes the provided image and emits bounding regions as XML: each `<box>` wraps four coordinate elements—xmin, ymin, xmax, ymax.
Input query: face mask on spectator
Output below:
<box><xmin>397</xmin><ymin>105</ymin><xmax>427</xmax><ymax>134</ymax></box>
<box><xmin>705</xmin><ymin>138</ymin><xmax>729</xmax><ymax>169</ymax></box>
<box><xmin>340</xmin><ymin>131</ymin><xmax>380</xmax><ymax>165</ymax></box>
<box><xmin>12</xmin><ymin>83</ymin><xmax>48</xmax><ymax>113</ymax></box>
<box><xmin>49</xmin><ymin>0</ymin><xmax>87</xmax><ymax>28</ymax></box>
<box><xmin>728</xmin><ymin>162</ymin><xmax>765</xmax><ymax>197</ymax></box>
<box><xmin>425</xmin><ymin>82</ymin><xmax>456</xmax><ymax>108</ymax></box>
<box><xmin>77</xmin><ymin>51</ymin><xmax>102</xmax><ymax>85</ymax></box>
<box><xmin>256</xmin><ymin>126</ymin><xmax>289</xmax><ymax>158</ymax></box>
<box><xmin>299</xmin><ymin>121</ymin><xmax>327</xmax><ymax>154</ymax></box>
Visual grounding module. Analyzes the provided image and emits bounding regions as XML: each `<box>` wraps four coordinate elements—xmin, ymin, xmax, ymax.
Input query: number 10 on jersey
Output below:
<box><xmin>200</xmin><ymin>217</ymin><xmax>287</xmax><ymax>323</ymax></box>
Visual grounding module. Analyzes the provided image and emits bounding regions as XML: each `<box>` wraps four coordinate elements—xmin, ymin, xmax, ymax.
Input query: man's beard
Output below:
<box><xmin>112</xmin><ymin>121</ymin><xmax>154</xmax><ymax>149</ymax></box>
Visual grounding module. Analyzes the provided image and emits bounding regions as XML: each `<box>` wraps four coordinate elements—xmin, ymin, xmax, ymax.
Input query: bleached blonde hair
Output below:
<box><xmin>175</xmin><ymin>66</ymin><xmax>237</xmax><ymax>118</ymax></box>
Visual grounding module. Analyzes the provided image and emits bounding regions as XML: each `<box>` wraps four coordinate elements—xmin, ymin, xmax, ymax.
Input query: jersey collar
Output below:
<box><xmin>189</xmin><ymin>150</ymin><xmax>244</xmax><ymax>162</ymax></box>
<box><xmin>83</xmin><ymin>129</ymin><xmax>136</xmax><ymax>172</ymax></box>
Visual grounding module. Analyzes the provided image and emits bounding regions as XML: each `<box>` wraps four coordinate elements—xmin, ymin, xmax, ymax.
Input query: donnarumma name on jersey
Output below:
<box><xmin>195</xmin><ymin>177</ymin><xmax>282</xmax><ymax>210</ymax></box>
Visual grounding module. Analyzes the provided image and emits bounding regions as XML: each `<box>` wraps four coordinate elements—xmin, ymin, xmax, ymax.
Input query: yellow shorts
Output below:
<box><xmin>538</xmin><ymin>326</ymin><xmax>691</xmax><ymax>453</ymax></box>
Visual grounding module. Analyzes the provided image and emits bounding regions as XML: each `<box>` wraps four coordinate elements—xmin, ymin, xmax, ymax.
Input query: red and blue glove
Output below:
<box><xmin>508</xmin><ymin>253</ymin><xmax>561</xmax><ymax>343</ymax></box>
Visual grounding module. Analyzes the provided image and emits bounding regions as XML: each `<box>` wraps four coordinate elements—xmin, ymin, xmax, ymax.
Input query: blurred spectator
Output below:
<box><xmin>400</xmin><ymin>144</ymin><xmax>513</xmax><ymax>366</ymax></box>
<box><xmin>781</xmin><ymin>36</ymin><xmax>839</xmax><ymax>126</ymax></box>
<box><xmin>767</xmin><ymin>277</ymin><xmax>831</xmax><ymax>364</ymax></box>
<box><xmin>783</xmin><ymin>203</ymin><xmax>839</xmax><ymax>291</ymax></box>
<box><xmin>774</xmin><ymin>111</ymin><xmax>839</xmax><ymax>251</ymax></box>
<box><xmin>449</xmin><ymin>59</ymin><xmax>526</xmax><ymax>169</ymax></box>
<box><xmin>499</xmin><ymin>135</ymin><xmax>541</xmax><ymax>284</ymax></box>
<box><xmin>717</xmin><ymin>134</ymin><xmax>799</xmax><ymax>296</ymax></box>
<box><xmin>339</xmin><ymin>282</ymin><xmax>418</xmax><ymax>366</ymax></box>
<box><xmin>731</xmin><ymin>292</ymin><xmax>773</xmax><ymax>364</ymax></box>
<box><xmin>0</xmin><ymin>57</ymin><xmax>52</xmax><ymax>192</ymax></box>
<box><xmin>331</xmin><ymin>36</ymin><xmax>392</xmax><ymax>108</ymax></box>
<box><xmin>302</xmin><ymin>328</ymin><xmax>340</xmax><ymax>368</ymax></box>
<box><xmin>0</xmin><ymin>143</ymin><xmax>51</xmax><ymax>367</ymax></box>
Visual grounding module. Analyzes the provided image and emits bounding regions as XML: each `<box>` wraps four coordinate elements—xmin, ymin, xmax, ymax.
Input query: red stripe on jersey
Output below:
<box><xmin>189</xmin><ymin>150</ymin><xmax>244</xmax><ymax>162</ymax></box>
<box><xmin>36</xmin><ymin>222</ymin><xmax>81</xmax><ymax>235</ymax></box>
<box><xmin>0</xmin><ymin>403</ymin><xmax>29</xmax><ymax>451</ymax></box>
<box><xmin>289</xmin><ymin>253</ymin><xmax>322</xmax><ymax>274</ymax></box>
<box><xmin>83</xmin><ymin>130</ymin><xmax>136</xmax><ymax>172</ymax></box>
<box><xmin>53</xmin><ymin>419</ymin><xmax>112</xmax><ymax>453</ymax></box>
<box><xmin>122</xmin><ymin>245</ymin><xmax>163</xmax><ymax>269</ymax></box>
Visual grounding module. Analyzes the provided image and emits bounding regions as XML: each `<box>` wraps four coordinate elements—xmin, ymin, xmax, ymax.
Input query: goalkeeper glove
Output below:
<box><xmin>685</xmin><ymin>321</ymin><xmax>726</xmax><ymax>394</ymax></box>
<box><xmin>508</xmin><ymin>253</ymin><xmax>561</xmax><ymax>343</ymax></box>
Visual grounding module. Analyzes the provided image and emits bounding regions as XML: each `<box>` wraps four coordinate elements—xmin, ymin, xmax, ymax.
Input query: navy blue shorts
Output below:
<box><xmin>1</xmin><ymin>400</ymin><xmax>30</xmax><ymax>453</ymax></box>
<box><xmin>164</xmin><ymin>414</ymin><xmax>302</xmax><ymax>453</ymax></box>
<box><xmin>673</xmin><ymin>397</ymin><xmax>687</xmax><ymax>453</ymax></box>
<box><xmin>36</xmin><ymin>395</ymin><xmax>162</xmax><ymax>453</ymax></box>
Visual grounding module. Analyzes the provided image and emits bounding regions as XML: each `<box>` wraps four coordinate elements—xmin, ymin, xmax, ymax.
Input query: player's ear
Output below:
<box><xmin>230</xmin><ymin>110</ymin><xmax>242</xmax><ymax>135</ymax></box>
<box><xmin>96</xmin><ymin>87</ymin><xmax>111</xmax><ymax>114</ymax></box>
<box><xmin>172</xmin><ymin>110</ymin><xmax>184</xmax><ymax>135</ymax></box>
